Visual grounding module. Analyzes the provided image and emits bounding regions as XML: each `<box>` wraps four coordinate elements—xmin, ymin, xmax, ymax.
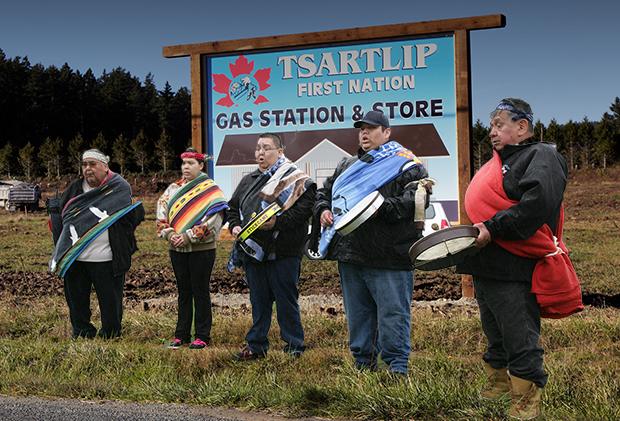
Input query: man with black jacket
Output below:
<box><xmin>52</xmin><ymin>149</ymin><xmax>144</xmax><ymax>339</ymax></box>
<box><xmin>457</xmin><ymin>98</ymin><xmax>570</xmax><ymax>419</ymax></box>
<box><xmin>228</xmin><ymin>133</ymin><xmax>316</xmax><ymax>361</ymax></box>
<box><xmin>313</xmin><ymin>110</ymin><xmax>430</xmax><ymax>375</ymax></box>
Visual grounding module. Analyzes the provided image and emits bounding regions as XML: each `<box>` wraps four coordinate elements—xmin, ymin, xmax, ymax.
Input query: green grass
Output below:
<box><xmin>1</xmin><ymin>180</ymin><xmax>620</xmax><ymax>420</ymax></box>
<box><xmin>1</xmin><ymin>295</ymin><xmax>619</xmax><ymax>420</ymax></box>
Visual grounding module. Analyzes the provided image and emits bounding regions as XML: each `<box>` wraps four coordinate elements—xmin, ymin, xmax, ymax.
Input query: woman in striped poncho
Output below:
<box><xmin>156</xmin><ymin>148</ymin><xmax>228</xmax><ymax>350</ymax></box>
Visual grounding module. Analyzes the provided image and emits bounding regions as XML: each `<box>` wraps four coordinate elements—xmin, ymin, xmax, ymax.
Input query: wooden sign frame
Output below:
<box><xmin>163</xmin><ymin>14</ymin><xmax>506</xmax><ymax>297</ymax></box>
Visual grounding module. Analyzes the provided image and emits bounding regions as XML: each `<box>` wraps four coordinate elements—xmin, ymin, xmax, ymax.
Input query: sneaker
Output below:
<box><xmin>167</xmin><ymin>339</ymin><xmax>184</xmax><ymax>349</ymax></box>
<box><xmin>189</xmin><ymin>338</ymin><xmax>208</xmax><ymax>349</ymax></box>
<box><xmin>234</xmin><ymin>348</ymin><xmax>265</xmax><ymax>361</ymax></box>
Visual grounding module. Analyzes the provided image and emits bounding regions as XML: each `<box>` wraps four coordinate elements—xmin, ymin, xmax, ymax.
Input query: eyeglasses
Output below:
<box><xmin>255</xmin><ymin>146</ymin><xmax>277</xmax><ymax>154</ymax></box>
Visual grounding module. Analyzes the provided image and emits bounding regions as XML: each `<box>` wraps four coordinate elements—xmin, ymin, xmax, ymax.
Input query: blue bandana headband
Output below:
<box><xmin>495</xmin><ymin>100</ymin><xmax>533</xmax><ymax>123</ymax></box>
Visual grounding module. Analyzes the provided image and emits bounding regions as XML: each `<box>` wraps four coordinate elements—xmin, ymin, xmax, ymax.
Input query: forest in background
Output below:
<box><xmin>0</xmin><ymin>49</ymin><xmax>190</xmax><ymax>178</ymax></box>
<box><xmin>1</xmin><ymin>49</ymin><xmax>619</xmax><ymax>179</ymax></box>
<box><xmin>472</xmin><ymin>97</ymin><xmax>620</xmax><ymax>172</ymax></box>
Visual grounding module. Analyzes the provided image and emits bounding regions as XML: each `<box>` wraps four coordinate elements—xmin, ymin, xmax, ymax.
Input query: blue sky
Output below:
<box><xmin>1</xmin><ymin>0</ymin><xmax>618</xmax><ymax>127</ymax></box>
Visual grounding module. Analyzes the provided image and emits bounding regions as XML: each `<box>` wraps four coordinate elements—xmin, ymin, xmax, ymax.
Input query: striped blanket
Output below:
<box><xmin>50</xmin><ymin>171</ymin><xmax>140</xmax><ymax>277</ymax></box>
<box><xmin>167</xmin><ymin>173</ymin><xmax>228</xmax><ymax>234</ymax></box>
<box><xmin>237</xmin><ymin>156</ymin><xmax>313</xmax><ymax>262</ymax></box>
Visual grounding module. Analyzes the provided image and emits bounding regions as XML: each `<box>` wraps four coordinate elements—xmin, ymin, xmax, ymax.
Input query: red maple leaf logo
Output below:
<box><xmin>212</xmin><ymin>55</ymin><xmax>271</xmax><ymax>108</ymax></box>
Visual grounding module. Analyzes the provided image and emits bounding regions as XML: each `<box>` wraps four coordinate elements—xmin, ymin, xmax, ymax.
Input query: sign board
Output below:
<box><xmin>206</xmin><ymin>35</ymin><xmax>458</xmax><ymax>214</ymax></box>
<box><xmin>163</xmin><ymin>14</ymin><xmax>506</xmax><ymax>225</ymax></box>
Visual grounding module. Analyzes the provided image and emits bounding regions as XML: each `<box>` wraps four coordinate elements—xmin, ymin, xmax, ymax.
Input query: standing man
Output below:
<box><xmin>228</xmin><ymin>133</ymin><xmax>316</xmax><ymax>361</ymax></box>
<box><xmin>51</xmin><ymin>149</ymin><xmax>145</xmax><ymax>339</ymax></box>
<box><xmin>457</xmin><ymin>98</ymin><xmax>579</xmax><ymax>420</ymax></box>
<box><xmin>313</xmin><ymin>110</ymin><xmax>431</xmax><ymax>375</ymax></box>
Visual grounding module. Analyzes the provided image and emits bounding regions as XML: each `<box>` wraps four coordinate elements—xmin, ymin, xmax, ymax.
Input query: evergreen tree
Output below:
<box><xmin>18</xmin><ymin>142</ymin><xmax>36</xmax><ymax>179</ymax></box>
<box><xmin>578</xmin><ymin>117</ymin><xmax>594</xmax><ymax>168</ymax></box>
<box><xmin>471</xmin><ymin>119</ymin><xmax>491</xmax><ymax>172</ymax></box>
<box><xmin>154</xmin><ymin>129</ymin><xmax>174</xmax><ymax>173</ymax></box>
<box><xmin>609</xmin><ymin>97</ymin><xmax>620</xmax><ymax>129</ymax></box>
<box><xmin>68</xmin><ymin>133</ymin><xmax>86</xmax><ymax>175</ymax></box>
<box><xmin>546</xmin><ymin>118</ymin><xmax>563</xmax><ymax>147</ymax></box>
<box><xmin>0</xmin><ymin>54</ymin><xmax>30</xmax><ymax>150</ymax></box>
<box><xmin>38</xmin><ymin>137</ymin><xmax>64</xmax><ymax>178</ymax></box>
<box><xmin>533</xmin><ymin>120</ymin><xmax>545</xmax><ymax>143</ymax></box>
<box><xmin>593</xmin><ymin>113</ymin><xmax>615</xmax><ymax>168</ymax></box>
<box><xmin>112</xmin><ymin>134</ymin><xmax>131</xmax><ymax>176</ymax></box>
<box><xmin>131</xmin><ymin>130</ymin><xmax>150</xmax><ymax>174</ymax></box>
<box><xmin>91</xmin><ymin>132</ymin><xmax>109</xmax><ymax>154</ymax></box>
<box><xmin>0</xmin><ymin>143</ymin><xmax>16</xmax><ymax>178</ymax></box>
<box><xmin>561</xmin><ymin>120</ymin><xmax>579</xmax><ymax>169</ymax></box>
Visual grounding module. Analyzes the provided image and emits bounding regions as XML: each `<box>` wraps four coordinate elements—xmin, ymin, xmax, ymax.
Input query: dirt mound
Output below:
<box><xmin>0</xmin><ymin>266</ymin><xmax>463</xmax><ymax>303</ymax></box>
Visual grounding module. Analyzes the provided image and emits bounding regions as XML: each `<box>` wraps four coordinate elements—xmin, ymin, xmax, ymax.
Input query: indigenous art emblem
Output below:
<box><xmin>212</xmin><ymin>55</ymin><xmax>271</xmax><ymax>107</ymax></box>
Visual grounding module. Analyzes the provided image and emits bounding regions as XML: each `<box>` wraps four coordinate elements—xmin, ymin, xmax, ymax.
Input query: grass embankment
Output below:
<box><xmin>0</xmin><ymin>181</ymin><xmax>619</xmax><ymax>420</ymax></box>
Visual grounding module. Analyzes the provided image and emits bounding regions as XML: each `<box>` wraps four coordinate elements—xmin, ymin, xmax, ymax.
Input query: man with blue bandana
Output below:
<box><xmin>457</xmin><ymin>98</ymin><xmax>572</xmax><ymax>420</ymax></box>
<box><xmin>313</xmin><ymin>109</ymin><xmax>431</xmax><ymax>375</ymax></box>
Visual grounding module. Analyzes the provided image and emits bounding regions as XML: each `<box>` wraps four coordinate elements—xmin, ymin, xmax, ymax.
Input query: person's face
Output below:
<box><xmin>255</xmin><ymin>137</ymin><xmax>282</xmax><ymax>171</ymax></box>
<box><xmin>358</xmin><ymin>123</ymin><xmax>391</xmax><ymax>152</ymax></box>
<box><xmin>181</xmin><ymin>158</ymin><xmax>203</xmax><ymax>181</ymax></box>
<box><xmin>489</xmin><ymin>110</ymin><xmax>528</xmax><ymax>152</ymax></box>
<box><xmin>82</xmin><ymin>159</ymin><xmax>109</xmax><ymax>188</ymax></box>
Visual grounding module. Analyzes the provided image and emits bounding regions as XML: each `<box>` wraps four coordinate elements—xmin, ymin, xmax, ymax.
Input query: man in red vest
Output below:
<box><xmin>457</xmin><ymin>98</ymin><xmax>570</xmax><ymax>420</ymax></box>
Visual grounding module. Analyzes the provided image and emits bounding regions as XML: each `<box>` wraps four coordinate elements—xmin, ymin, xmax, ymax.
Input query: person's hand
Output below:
<box><xmin>231</xmin><ymin>226</ymin><xmax>242</xmax><ymax>239</ymax></box>
<box><xmin>170</xmin><ymin>233</ymin><xmax>186</xmax><ymax>248</ymax></box>
<box><xmin>259</xmin><ymin>216</ymin><xmax>276</xmax><ymax>230</ymax></box>
<box><xmin>320</xmin><ymin>210</ymin><xmax>334</xmax><ymax>227</ymax></box>
<box><xmin>424</xmin><ymin>182</ymin><xmax>433</xmax><ymax>195</ymax></box>
<box><xmin>473</xmin><ymin>222</ymin><xmax>492</xmax><ymax>248</ymax></box>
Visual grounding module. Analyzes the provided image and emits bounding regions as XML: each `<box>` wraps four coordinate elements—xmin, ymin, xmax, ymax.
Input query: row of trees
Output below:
<box><xmin>0</xmin><ymin>49</ymin><xmax>191</xmax><ymax>178</ymax></box>
<box><xmin>0</xmin><ymin>49</ymin><xmax>619</xmax><ymax>179</ymax></box>
<box><xmin>472</xmin><ymin>98</ymin><xmax>620</xmax><ymax>172</ymax></box>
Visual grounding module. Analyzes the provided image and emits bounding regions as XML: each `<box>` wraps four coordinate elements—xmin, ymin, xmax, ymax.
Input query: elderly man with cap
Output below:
<box><xmin>312</xmin><ymin>109</ymin><xmax>431</xmax><ymax>375</ymax></box>
<box><xmin>50</xmin><ymin>149</ymin><xmax>144</xmax><ymax>339</ymax></box>
<box><xmin>457</xmin><ymin>98</ymin><xmax>581</xmax><ymax>420</ymax></box>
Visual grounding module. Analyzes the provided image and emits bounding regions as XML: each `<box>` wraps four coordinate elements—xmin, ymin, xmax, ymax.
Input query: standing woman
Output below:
<box><xmin>157</xmin><ymin>148</ymin><xmax>228</xmax><ymax>349</ymax></box>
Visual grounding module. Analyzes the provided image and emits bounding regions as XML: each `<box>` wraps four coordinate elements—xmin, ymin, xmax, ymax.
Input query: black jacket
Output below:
<box><xmin>56</xmin><ymin>177</ymin><xmax>145</xmax><ymax>277</ymax></box>
<box><xmin>313</xmin><ymin>146</ymin><xmax>429</xmax><ymax>270</ymax></box>
<box><xmin>457</xmin><ymin>142</ymin><xmax>568</xmax><ymax>281</ymax></box>
<box><xmin>227</xmin><ymin>169</ymin><xmax>316</xmax><ymax>261</ymax></box>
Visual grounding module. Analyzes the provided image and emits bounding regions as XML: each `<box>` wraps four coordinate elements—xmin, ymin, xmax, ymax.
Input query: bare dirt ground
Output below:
<box><xmin>2</xmin><ymin>168</ymin><xmax>620</xmax><ymax>310</ymax></box>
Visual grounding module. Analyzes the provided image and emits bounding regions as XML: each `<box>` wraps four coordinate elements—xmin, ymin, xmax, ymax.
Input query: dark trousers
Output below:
<box><xmin>474</xmin><ymin>275</ymin><xmax>548</xmax><ymax>388</ymax></box>
<box><xmin>169</xmin><ymin>249</ymin><xmax>216</xmax><ymax>344</ymax></box>
<box><xmin>63</xmin><ymin>261</ymin><xmax>125</xmax><ymax>339</ymax></box>
<box><xmin>243</xmin><ymin>256</ymin><xmax>306</xmax><ymax>354</ymax></box>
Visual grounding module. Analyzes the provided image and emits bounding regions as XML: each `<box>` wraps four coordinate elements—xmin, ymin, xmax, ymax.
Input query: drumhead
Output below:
<box><xmin>408</xmin><ymin>225</ymin><xmax>480</xmax><ymax>271</ymax></box>
<box><xmin>335</xmin><ymin>191</ymin><xmax>384</xmax><ymax>236</ymax></box>
<box><xmin>238</xmin><ymin>202</ymin><xmax>281</xmax><ymax>243</ymax></box>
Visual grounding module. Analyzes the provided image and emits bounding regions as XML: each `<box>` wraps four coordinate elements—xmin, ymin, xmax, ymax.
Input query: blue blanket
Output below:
<box><xmin>318</xmin><ymin>141</ymin><xmax>423</xmax><ymax>256</ymax></box>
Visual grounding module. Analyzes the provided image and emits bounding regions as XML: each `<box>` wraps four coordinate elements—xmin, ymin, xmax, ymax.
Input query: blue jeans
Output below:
<box><xmin>474</xmin><ymin>276</ymin><xmax>548</xmax><ymax>388</ymax></box>
<box><xmin>338</xmin><ymin>262</ymin><xmax>414</xmax><ymax>374</ymax></box>
<box><xmin>243</xmin><ymin>256</ymin><xmax>306</xmax><ymax>354</ymax></box>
